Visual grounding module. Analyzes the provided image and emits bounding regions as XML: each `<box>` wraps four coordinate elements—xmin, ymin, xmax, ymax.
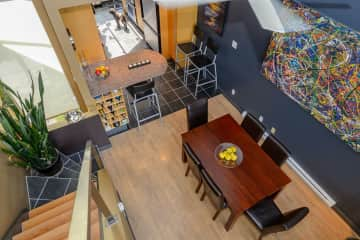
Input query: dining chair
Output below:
<box><xmin>183</xmin><ymin>143</ymin><xmax>203</xmax><ymax>193</ymax></box>
<box><xmin>240</xmin><ymin>112</ymin><xmax>266</xmax><ymax>143</ymax></box>
<box><xmin>186</xmin><ymin>98</ymin><xmax>208</xmax><ymax>131</ymax></box>
<box><xmin>261</xmin><ymin>135</ymin><xmax>291</xmax><ymax>166</ymax></box>
<box><xmin>126</xmin><ymin>80</ymin><xmax>161</xmax><ymax>127</ymax></box>
<box><xmin>175</xmin><ymin>25</ymin><xmax>205</xmax><ymax>76</ymax></box>
<box><xmin>184</xmin><ymin>37</ymin><xmax>219</xmax><ymax>96</ymax></box>
<box><xmin>200</xmin><ymin>169</ymin><xmax>227</xmax><ymax>221</ymax></box>
<box><xmin>245</xmin><ymin>197</ymin><xmax>309</xmax><ymax>240</ymax></box>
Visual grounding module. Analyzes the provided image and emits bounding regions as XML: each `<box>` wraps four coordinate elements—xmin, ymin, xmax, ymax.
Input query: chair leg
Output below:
<box><xmin>195</xmin><ymin>179</ymin><xmax>202</xmax><ymax>193</ymax></box>
<box><xmin>212</xmin><ymin>209</ymin><xmax>222</xmax><ymax>221</ymax></box>
<box><xmin>185</xmin><ymin>165</ymin><xmax>190</xmax><ymax>176</ymax></box>
<box><xmin>195</xmin><ymin>69</ymin><xmax>201</xmax><ymax>97</ymax></box>
<box><xmin>200</xmin><ymin>189</ymin><xmax>206</xmax><ymax>201</ymax></box>
<box><xmin>133</xmin><ymin>100</ymin><xmax>140</xmax><ymax>128</ymax></box>
<box><xmin>214</xmin><ymin>64</ymin><xmax>218</xmax><ymax>90</ymax></box>
<box><xmin>154</xmin><ymin>93</ymin><xmax>162</xmax><ymax>118</ymax></box>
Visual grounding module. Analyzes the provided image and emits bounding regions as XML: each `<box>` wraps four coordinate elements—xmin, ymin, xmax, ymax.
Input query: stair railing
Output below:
<box><xmin>68</xmin><ymin>140</ymin><xmax>128</xmax><ymax>240</ymax></box>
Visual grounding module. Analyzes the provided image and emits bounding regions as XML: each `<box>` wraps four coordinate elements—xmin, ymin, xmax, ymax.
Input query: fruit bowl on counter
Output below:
<box><xmin>95</xmin><ymin>65</ymin><xmax>110</xmax><ymax>80</ymax></box>
<box><xmin>214</xmin><ymin>143</ymin><xmax>243</xmax><ymax>168</ymax></box>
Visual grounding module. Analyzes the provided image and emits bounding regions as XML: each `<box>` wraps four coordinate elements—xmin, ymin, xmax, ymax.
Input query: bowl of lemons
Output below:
<box><xmin>215</xmin><ymin>143</ymin><xmax>243</xmax><ymax>168</ymax></box>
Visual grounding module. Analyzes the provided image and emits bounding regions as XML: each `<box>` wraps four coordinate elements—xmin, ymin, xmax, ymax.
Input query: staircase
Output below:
<box><xmin>13</xmin><ymin>192</ymin><xmax>100</xmax><ymax>240</ymax></box>
<box><xmin>12</xmin><ymin>141</ymin><xmax>134</xmax><ymax>240</ymax></box>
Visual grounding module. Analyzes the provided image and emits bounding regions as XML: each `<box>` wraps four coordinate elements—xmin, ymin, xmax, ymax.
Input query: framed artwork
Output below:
<box><xmin>262</xmin><ymin>0</ymin><xmax>360</xmax><ymax>152</ymax></box>
<box><xmin>203</xmin><ymin>2</ymin><xmax>229</xmax><ymax>36</ymax></box>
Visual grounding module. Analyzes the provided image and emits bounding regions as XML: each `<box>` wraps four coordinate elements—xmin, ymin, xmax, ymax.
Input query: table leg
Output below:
<box><xmin>181</xmin><ymin>140</ymin><xmax>187</xmax><ymax>163</ymax></box>
<box><xmin>225</xmin><ymin>210</ymin><xmax>240</xmax><ymax>231</ymax></box>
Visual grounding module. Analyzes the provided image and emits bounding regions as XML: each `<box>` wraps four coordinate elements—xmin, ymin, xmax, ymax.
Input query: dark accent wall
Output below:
<box><xmin>49</xmin><ymin>115</ymin><xmax>111</xmax><ymax>154</ymax></box>
<box><xmin>198</xmin><ymin>0</ymin><xmax>360</xmax><ymax>232</ymax></box>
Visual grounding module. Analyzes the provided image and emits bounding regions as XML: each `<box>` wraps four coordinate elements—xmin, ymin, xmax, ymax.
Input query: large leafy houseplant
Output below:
<box><xmin>0</xmin><ymin>73</ymin><xmax>59</xmax><ymax>173</ymax></box>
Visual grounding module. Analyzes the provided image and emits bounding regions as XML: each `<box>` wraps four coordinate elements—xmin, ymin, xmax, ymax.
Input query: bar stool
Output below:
<box><xmin>126</xmin><ymin>80</ymin><xmax>161</xmax><ymax>128</ymax></box>
<box><xmin>175</xmin><ymin>25</ymin><xmax>205</xmax><ymax>80</ymax></box>
<box><xmin>184</xmin><ymin>37</ymin><xmax>219</xmax><ymax>97</ymax></box>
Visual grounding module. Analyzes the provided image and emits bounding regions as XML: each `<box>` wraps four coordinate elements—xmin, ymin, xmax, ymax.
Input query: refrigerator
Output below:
<box><xmin>141</xmin><ymin>0</ymin><xmax>161</xmax><ymax>52</ymax></box>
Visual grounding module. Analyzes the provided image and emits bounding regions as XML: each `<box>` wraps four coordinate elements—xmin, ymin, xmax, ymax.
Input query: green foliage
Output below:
<box><xmin>0</xmin><ymin>72</ymin><xmax>57</xmax><ymax>170</ymax></box>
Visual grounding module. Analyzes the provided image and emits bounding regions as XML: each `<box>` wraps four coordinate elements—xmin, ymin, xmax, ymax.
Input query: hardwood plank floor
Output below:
<box><xmin>102</xmin><ymin>94</ymin><xmax>357</xmax><ymax>240</ymax></box>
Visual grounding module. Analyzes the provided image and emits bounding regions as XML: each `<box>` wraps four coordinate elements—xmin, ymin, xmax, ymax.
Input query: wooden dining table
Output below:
<box><xmin>181</xmin><ymin>114</ymin><xmax>291</xmax><ymax>231</ymax></box>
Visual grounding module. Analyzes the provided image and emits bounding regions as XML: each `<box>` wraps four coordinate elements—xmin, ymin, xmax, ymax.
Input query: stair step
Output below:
<box><xmin>29</xmin><ymin>192</ymin><xmax>76</xmax><ymax>218</ymax></box>
<box><xmin>13</xmin><ymin>201</ymin><xmax>97</xmax><ymax>240</ymax></box>
<box><xmin>22</xmin><ymin>199</ymin><xmax>96</xmax><ymax>231</ymax></box>
<box><xmin>32</xmin><ymin>208</ymin><xmax>99</xmax><ymax>240</ymax></box>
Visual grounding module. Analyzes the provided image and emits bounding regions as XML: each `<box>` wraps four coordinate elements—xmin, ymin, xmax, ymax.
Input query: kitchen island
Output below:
<box><xmin>84</xmin><ymin>49</ymin><xmax>168</xmax><ymax>133</ymax></box>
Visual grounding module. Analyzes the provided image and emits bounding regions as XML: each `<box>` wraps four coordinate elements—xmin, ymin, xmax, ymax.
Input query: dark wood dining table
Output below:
<box><xmin>181</xmin><ymin>114</ymin><xmax>291</xmax><ymax>231</ymax></box>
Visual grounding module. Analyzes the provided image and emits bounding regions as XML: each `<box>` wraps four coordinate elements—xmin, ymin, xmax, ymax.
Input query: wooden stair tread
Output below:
<box><xmin>28</xmin><ymin>192</ymin><xmax>76</xmax><ymax>218</ymax></box>
<box><xmin>22</xmin><ymin>199</ymin><xmax>96</xmax><ymax>231</ymax></box>
<box><xmin>13</xmin><ymin>201</ymin><xmax>97</xmax><ymax>240</ymax></box>
<box><xmin>31</xmin><ymin>208</ymin><xmax>99</xmax><ymax>240</ymax></box>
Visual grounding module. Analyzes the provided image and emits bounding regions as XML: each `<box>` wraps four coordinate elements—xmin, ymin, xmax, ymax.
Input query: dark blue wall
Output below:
<box><xmin>197</xmin><ymin>0</ymin><xmax>360</xmax><ymax>231</ymax></box>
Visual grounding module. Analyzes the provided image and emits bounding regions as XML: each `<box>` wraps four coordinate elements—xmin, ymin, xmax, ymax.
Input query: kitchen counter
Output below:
<box><xmin>84</xmin><ymin>49</ymin><xmax>168</xmax><ymax>97</ymax></box>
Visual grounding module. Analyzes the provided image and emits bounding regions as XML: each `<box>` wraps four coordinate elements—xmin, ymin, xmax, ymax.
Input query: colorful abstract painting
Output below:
<box><xmin>262</xmin><ymin>0</ymin><xmax>360</xmax><ymax>152</ymax></box>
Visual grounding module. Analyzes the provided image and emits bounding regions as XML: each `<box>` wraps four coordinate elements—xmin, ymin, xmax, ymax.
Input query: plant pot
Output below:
<box><xmin>35</xmin><ymin>153</ymin><xmax>63</xmax><ymax>176</ymax></box>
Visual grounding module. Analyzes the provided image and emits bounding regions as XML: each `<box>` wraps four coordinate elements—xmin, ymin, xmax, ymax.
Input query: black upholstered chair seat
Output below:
<box><xmin>246</xmin><ymin>197</ymin><xmax>282</xmax><ymax>230</ymax></box>
<box><xmin>126</xmin><ymin>80</ymin><xmax>154</xmax><ymax>100</ymax></box>
<box><xmin>245</xmin><ymin>197</ymin><xmax>309</xmax><ymax>240</ymax></box>
<box><xmin>178</xmin><ymin>42</ymin><xmax>199</xmax><ymax>54</ymax></box>
<box><xmin>189</xmin><ymin>55</ymin><xmax>213</xmax><ymax>68</ymax></box>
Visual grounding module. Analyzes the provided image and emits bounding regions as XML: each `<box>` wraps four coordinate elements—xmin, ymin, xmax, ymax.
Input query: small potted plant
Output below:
<box><xmin>0</xmin><ymin>73</ymin><xmax>62</xmax><ymax>176</ymax></box>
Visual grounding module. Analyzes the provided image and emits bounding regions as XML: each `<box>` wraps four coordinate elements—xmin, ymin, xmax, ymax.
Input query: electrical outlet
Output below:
<box><xmin>232</xmin><ymin>40</ymin><xmax>238</xmax><ymax>50</ymax></box>
<box><xmin>231</xmin><ymin>89</ymin><xmax>236</xmax><ymax>95</ymax></box>
<box><xmin>271</xmin><ymin>127</ymin><xmax>276</xmax><ymax>135</ymax></box>
<box><xmin>259</xmin><ymin>115</ymin><xmax>264</xmax><ymax>122</ymax></box>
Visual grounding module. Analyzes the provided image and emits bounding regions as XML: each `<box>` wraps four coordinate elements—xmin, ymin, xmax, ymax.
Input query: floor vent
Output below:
<box><xmin>287</xmin><ymin>157</ymin><xmax>336</xmax><ymax>207</ymax></box>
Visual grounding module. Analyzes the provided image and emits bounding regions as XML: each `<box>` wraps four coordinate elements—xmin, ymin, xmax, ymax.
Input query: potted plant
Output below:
<box><xmin>0</xmin><ymin>73</ymin><xmax>62</xmax><ymax>176</ymax></box>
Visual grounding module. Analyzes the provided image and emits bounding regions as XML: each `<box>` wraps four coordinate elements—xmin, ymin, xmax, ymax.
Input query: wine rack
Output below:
<box><xmin>94</xmin><ymin>89</ymin><xmax>129</xmax><ymax>131</ymax></box>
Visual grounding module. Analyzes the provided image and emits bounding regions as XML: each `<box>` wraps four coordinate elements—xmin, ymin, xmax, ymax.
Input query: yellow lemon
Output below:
<box><xmin>231</xmin><ymin>154</ymin><xmax>238</xmax><ymax>161</ymax></box>
<box><xmin>225</xmin><ymin>154</ymin><xmax>231</xmax><ymax>161</ymax></box>
<box><xmin>218</xmin><ymin>152</ymin><xmax>225</xmax><ymax>159</ymax></box>
<box><xmin>230</xmin><ymin>146</ymin><xmax>237</xmax><ymax>153</ymax></box>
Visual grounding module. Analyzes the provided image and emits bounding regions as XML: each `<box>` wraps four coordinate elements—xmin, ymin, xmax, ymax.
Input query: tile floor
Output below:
<box><xmin>126</xmin><ymin>60</ymin><xmax>222</xmax><ymax>128</ymax></box>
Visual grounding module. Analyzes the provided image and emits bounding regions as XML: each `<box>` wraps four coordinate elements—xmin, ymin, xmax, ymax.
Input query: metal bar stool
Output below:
<box><xmin>175</xmin><ymin>25</ymin><xmax>205</xmax><ymax>81</ymax></box>
<box><xmin>126</xmin><ymin>80</ymin><xmax>161</xmax><ymax>128</ymax></box>
<box><xmin>184</xmin><ymin>37</ymin><xmax>219</xmax><ymax>96</ymax></box>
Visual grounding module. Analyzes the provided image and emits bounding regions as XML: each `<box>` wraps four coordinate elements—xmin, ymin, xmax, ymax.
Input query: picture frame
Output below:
<box><xmin>203</xmin><ymin>2</ymin><xmax>229</xmax><ymax>36</ymax></box>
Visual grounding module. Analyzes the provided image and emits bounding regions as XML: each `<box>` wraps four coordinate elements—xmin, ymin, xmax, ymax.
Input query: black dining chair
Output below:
<box><xmin>200</xmin><ymin>169</ymin><xmax>227</xmax><ymax>221</ymax></box>
<box><xmin>261</xmin><ymin>135</ymin><xmax>291</xmax><ymax>166</ymax></box>
<box><xmin>245</xmin><ymin>197</ymin><xmax>309</xmax><ymax>240</ymax></box>
<box><xmin>241</xmin><ymin>112</ymin><xmax>266</xmax><ymax>143</ymax></box>
<box><xmin>186</xmin><ymin>98</ymin><xmax>208</xmax><ymax>130</ymax></box>
<box><xmin>183</xmin><ymin>143</ymin><xmax>203</xmax><ymax>193</ymax></box>
<box><xmin>126</xmin><ymin>80</ymin><xmax>161</xmax><ymax>127</ymax></box>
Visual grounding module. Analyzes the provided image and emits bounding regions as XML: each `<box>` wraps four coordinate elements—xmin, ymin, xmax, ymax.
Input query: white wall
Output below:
<box><xmin>0</xmin><ymin>0</ymin><xmax>79</xmax><ymax>117</ymax></box>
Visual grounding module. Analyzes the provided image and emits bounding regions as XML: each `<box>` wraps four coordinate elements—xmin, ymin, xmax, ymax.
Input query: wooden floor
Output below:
<box><xmin>102</xmin><ymin>95</ymin><xmax>357</xmax><ymax>240</ymax></box>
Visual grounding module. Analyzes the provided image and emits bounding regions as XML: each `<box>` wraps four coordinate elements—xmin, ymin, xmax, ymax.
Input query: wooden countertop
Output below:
<box><xmin>84</xmin><ymin>49</ymin><xmax>168</xmax><ymax>97</ymax></box>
